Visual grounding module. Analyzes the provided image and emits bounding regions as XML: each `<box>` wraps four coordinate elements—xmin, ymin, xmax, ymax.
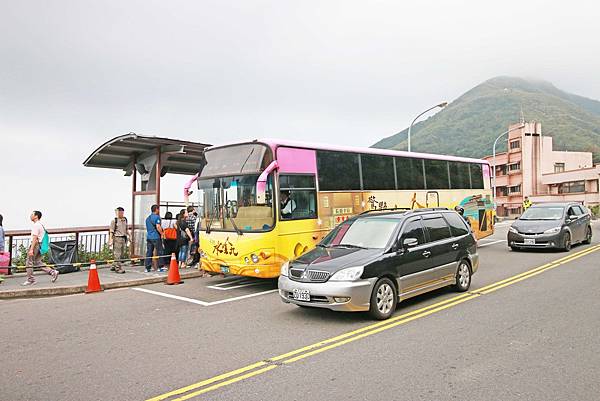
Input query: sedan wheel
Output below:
<box><xmin>369</xmin><ymin>278</ymin><xmax>397</xmax><ymax>320</ymax></box>
<box><xmin>562</xmin><ymin>232</ymin><xmax>572</xmax><ymax>252</ymax></box>
<box><xmin>583</xmin><ymin>227</ymin><xmax>592</xmax><ymax>245</ymax></box>
<box><xmin>453</xmin><ymin>261</ymin><xmax>471</xmax><ymax>292</ymax></box>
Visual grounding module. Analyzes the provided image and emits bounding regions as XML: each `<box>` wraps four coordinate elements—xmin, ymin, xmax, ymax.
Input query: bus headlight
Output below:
<box><xmin>251</xmin><ymin>254</ymin><xmax>260</xmax><ymax>264</ymax></box>
<box><xmin>280</xmin><ymin>262</ymin><xmax>290</xmax><ymax>277</ymax></box>
<box><xmin>330</xmin><ymin>266</ymin><xmax>364</xmax><ymax>281</ymax></box>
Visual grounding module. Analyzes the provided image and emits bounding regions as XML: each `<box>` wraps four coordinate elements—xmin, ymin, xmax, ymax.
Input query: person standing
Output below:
<box><xmin>145</xmin><ymin>204</ymin><xmax>167</xmax><ymax>273</ymax></box>
<box><xmin>185</xmin><ymin>205</ymin><xmax>198</xmax><ymax>265</ymax></box>
<box><xmin>23</xmin><ymin>211</ymin><xmax>58</xmax><ymax>286</ymax></box>
<box><xmin>0</xmin><ymin>214</ymin><xmax>5</xmax><ymax>255</ymax></box>
<box><xmin>162</xmin><ymin>211</ymin><xmax>178</xmax><ymax>257</ymax></box>
<box><xmin>108</xmin><ymin>207</ymin><xmax>128</xmax><ymax>274</ymax></box>
<box><xmin>176</xmin><ymin>209</ymin><xmax>193</xmax><ymax>269</ymax></box>
<box><xmin>522</xmin><ymin>196</ymin><xmax>532</xmax><ymax>211</ymax></box>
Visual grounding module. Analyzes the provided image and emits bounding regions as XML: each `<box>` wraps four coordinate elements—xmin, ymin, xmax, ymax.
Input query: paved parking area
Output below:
<box><xmin>1</xmin><ymin>223</ymin><xmax>599</xmax><ymax>401</ymax></box>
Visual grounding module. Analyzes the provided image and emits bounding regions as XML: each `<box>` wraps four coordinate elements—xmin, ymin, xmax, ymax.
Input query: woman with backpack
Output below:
<box><xmin>176</xmin><ymin>209</ymin><xmax>193</xmax><ymax>269</ymax></box>
<box><xmin>162</xmin><ymin>211</ymin><xmax>178</xmax><ymax>258</ymax></box>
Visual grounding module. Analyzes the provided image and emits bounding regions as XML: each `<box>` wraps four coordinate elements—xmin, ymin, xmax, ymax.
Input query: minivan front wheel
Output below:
<box><xmin>453</xmin><ymin>260</ymin><xmax>471</xmax><ymax>292</ymax></box>
<box><xmin>369</xmin><ymin>278</ymin><xmax>397</xmax><ymax>320</ymax></box>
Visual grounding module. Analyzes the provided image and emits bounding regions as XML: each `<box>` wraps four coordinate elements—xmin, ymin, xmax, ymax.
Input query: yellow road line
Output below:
<box><xmin>147</xmin><ymin>361</ymin><xmax>268</xmax><ymax>401</ymax></box>
<box><xmin>148</xmin><ymin>244</ymin><xmax>600</xmax><ymax>401</ymax></box>
<box><xmin>172</xmin><ymin>366</ymin><xmax>278</xmax><ymax>401</ymax></box>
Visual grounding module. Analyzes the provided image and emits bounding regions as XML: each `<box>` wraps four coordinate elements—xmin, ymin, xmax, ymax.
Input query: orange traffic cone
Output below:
<box><xmin>85</xmin><ymin>260</ymin><xmax>103</xmax><ymax>293</ymax></box>
<box><xmin>166</xmin><ymin>253</ymin><xmax>183</xmax><ymax>285</ymax></box>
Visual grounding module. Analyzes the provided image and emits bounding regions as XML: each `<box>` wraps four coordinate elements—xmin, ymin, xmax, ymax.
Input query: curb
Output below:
<box><xmin>0</xmin><ymin>271</ymin><xmax>205</xmax><ymax>299</ymax></box>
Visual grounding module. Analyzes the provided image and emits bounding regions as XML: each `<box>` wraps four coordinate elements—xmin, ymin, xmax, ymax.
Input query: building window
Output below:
<box><xmin>508</xmin><ymin>162</ymin><xmax>521</xmax><ymax>172</ymax></box>
<box><xmin>497</xmin><ymin>186</ymin><xmax>508</xmax><ymax>196</ymax></box>
<box><xmin>496</xmin><ymin>165</ymin><xmax>508</xmax><ymax>176</ymax></box>
<box><xmin>509</xmin><ymin>184</ymin><xmax>521</xmax><ymax>194</ymax></box>
<box><xmin>558</xmin><ymin>180</ymin><xmax>585</xmax><ymax>194</ymax></box>
<box><xmin>510</xmin><ymin>140</ymin><xmax>520</xmax><ymax>150</ymax></box>
<box><xmin>554</xmin><ymin>163</ymin><xmax>565</xmax><ymax>173</ymax></box>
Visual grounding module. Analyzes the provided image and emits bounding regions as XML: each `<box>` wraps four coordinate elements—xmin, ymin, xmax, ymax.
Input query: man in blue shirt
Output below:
<box><xmin>145</xmin><ymin>204</ymin><xmax>167</xmax><ymax>272</ymax></box>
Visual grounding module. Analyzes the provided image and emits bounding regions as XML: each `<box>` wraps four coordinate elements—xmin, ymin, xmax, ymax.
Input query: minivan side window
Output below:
<box><xmin>444</xmin><ymin>212</ymin><xmax>470</xmax><ymax>237</ymax></box>
<box><xmin>567</xmin><ymin>206</ymin><xmax>581</xmax><ymax>217</ymax></box>
<box><xmin>576</xmin><ymin>205</ymin><xmax>587</xmax><ymax>215</ymax></box>
<box><xmin>422</xmin><ymin>215</ymin><xmax>452</xmax><ymax>242</ymax></box>
<box><xmin>400</xmin><ymin>219</ymin><xmax>426</xmax><ymax>245</ymax></box>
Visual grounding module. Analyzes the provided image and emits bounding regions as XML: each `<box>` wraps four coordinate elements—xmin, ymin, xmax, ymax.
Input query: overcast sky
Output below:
<box><xmin>1</xmin><ymin>0</ymin><xmax>599</xmax><ymax>229</ymax></box>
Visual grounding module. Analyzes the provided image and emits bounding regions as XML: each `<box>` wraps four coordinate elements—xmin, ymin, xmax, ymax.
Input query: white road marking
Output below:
<box><xmin>478</xmin><ymin>239</ymin><xmax>507</xmax><ymax>248</ymax></box>
<box><xmin>206</xmin><ymin>289</ymin><xmax>279</xmax><ymax>305</ymax></box>
<box><xmin>131</xmin><ymin>288</ymin><xmax>211</xmax><ymax>306</ymax></box>
<box><xmin>131</xmin><ymin>287</ymin><xmax>278</xmax><ymax>306</ymax></box>
<box><xmin>207</xmin><ymin>282</ymin><xmax>265</xmax><ymax>291</ymax></box>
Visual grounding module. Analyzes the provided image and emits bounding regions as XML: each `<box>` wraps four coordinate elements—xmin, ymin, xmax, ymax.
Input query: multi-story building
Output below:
<box><xmin>483</xmin><ymin>122</ymin><xmax>600</xmax><ymax>218</ymax></box>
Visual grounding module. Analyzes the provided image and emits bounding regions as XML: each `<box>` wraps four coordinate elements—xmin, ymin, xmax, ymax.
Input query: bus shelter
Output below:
<box><xmin>83</xmin><ymin>133</ymin><xmax>210</xmax><ymax>257</ymax></box>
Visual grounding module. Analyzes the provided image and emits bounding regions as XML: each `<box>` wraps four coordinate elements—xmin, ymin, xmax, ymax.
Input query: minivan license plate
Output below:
<box><xmin>293</xmin><ymin>289</ymin><xmax>310</xmax><ymax>302</ymax></box>
<box><xmin>524</xmin><ymin>238</ymin><xmax>535</xmax><ymax>245</ymax></box>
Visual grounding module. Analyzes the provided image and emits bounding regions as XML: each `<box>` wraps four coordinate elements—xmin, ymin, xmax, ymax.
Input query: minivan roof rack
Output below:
<box><xmin>406</xmin><ymin>207</ymin><xmax>450</xmax><ymax>213</ymax></box>
<box><xmin>359</xmin><ymin>207</ymin><xmax>411</xmax><ymax>215</ymax></box>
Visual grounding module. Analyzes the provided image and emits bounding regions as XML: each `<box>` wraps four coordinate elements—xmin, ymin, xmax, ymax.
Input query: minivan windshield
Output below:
<box><xmin>520</xmin><ymin>206</ymin><xmax>564</xmax><ymax>221</ymax></box>
<box><xmin>321</xmin><ymin>218</ymin><xmax>399</xmax><ymax>249</ymax></box>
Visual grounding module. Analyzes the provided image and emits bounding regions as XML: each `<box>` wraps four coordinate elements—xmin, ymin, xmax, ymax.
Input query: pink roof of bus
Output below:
<box><xmin>205</xmin><ymin>139</ymin><xmax>490</xmax><ymax>165</ymax></box>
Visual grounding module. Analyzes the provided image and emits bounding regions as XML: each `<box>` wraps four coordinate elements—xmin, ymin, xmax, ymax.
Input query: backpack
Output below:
<box><xmin>40</xmin><ymin>225</ymin><xmax>50</xmax><ymax>255</ymax></box>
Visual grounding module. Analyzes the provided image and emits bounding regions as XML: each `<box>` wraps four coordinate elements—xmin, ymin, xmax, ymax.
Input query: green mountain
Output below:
<box><xmin>372</xmin><ymin>76</ymin><xmax>600</xmax><ymax>162</ymax></box>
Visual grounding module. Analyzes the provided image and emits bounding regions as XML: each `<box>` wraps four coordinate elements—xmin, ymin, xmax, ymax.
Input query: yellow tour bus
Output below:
<box><xmin>192</xmin><ymin>140</ymin><xmax>493</xmax><ymax>279</ymax></box>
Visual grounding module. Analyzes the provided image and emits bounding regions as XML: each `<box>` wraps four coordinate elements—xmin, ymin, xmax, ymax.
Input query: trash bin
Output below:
<box><xmin>49</xmin><ymin>240</ymin><xmax>79</xmax><ymax>274</ymax></box>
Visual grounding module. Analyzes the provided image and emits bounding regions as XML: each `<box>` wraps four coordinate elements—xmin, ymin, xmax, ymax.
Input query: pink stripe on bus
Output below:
<box><xmin>276</xmin><ymin>147</ymin><xmax>317</xmax><ymax>173</ymax></box>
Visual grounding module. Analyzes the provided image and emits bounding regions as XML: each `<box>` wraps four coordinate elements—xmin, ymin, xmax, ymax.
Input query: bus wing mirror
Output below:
<box><xmin>256</xmin><ymin>160</ymin><xmax>279</xmax><ymax>205</ymax></box>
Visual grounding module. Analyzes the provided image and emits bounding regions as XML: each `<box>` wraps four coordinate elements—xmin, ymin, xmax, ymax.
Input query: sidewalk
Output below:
<box><xmin>0</xmin><ymin>263</ymin><xmax>205</xmax><ymax>299</ymax></box>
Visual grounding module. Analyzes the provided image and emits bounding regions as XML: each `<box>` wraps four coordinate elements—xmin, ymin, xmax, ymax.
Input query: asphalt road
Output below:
<box><xmin>1</xmin><ymin>222</ymin><xmax>599</xmax><ymax>401</ymax></box>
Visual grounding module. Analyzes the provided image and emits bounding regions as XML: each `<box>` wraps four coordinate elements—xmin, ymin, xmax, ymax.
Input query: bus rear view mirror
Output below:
<box><xmin>256</xmin><ymin>160</ymin><xmax>279</xmax><ymax>205</ymax></box>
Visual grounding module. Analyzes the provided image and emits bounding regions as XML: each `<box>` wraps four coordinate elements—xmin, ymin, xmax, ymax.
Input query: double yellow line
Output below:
<box><xmin>149</xmin><ymin>243</ymin><xmax>600</xmax><ymax>401</ymax></box>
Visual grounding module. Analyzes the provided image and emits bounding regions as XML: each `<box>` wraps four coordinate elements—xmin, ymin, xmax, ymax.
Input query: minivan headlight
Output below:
<box><xmin>330</xmin><ymin>266</ymin><xmax>364</xmax><ymax>281</ymax></box>
<box><xmin>544</xmin><ymin>226</ymin><xmax>561</xmax><ymax>234</ymax></box>
<box><xmin>280</xmin><ymin>261</ymin><xmax>290</xmax><ymax>277</ymax></box>
<box><xmin>509</xmin><ymin>227</ymin><xmax>518</xmax><ymax>234</ymax></box>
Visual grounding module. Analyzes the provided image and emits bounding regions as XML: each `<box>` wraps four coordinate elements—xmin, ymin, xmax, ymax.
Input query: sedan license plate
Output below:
<box><xmin>220</xmin><ymin>265</ymin><xmax>230</xmax><ymax>274</ymax></box>
<box><xmin>292</xmin><ymin>289</ymin><xmax>310</xmax><ymax>302</ymax></box>
<box><xmin>524</xmin><ymin>238</ymin><xmax>536</xmax><ymax>245</ymax></box>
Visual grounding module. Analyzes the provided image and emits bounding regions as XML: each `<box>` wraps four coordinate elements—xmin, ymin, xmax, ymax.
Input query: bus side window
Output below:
<box><xmin>279</xmin><ymin>174</ymin><xmax>318</xmax><ymax>220</ymax></box>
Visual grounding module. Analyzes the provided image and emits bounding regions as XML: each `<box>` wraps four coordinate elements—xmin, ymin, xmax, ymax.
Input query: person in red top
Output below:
<box><xmin>23</xmin><ymin>211</ymin><xmax>59</xmax><ymax>286</ymax></box>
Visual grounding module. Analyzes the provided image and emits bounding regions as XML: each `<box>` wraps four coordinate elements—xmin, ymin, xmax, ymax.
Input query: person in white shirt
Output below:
<box><xmin>280</xmin><ymin>190</ymin><xmax>297</xmax><ymax>219</ymax></box>
<box><xmin>23</xmin><ymin>210</ymin><xmax>58</xmax><ymax>286</ymax></box>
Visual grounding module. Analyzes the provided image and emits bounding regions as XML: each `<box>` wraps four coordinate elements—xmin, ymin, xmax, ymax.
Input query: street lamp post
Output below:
<box><xmin>407</xmin><ymin>102</ymin><xmax>448</xmax><ymax>152</ymax></box>
<box><xmin>492</xmin><ymin>124</ymin><xmax>525</xmax><ymax>213</ymax></box>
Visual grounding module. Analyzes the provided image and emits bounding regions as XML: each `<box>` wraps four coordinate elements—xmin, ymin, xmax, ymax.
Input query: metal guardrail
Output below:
<box><xmin>4</xmin><ymin>226</ymin><xmax>114</xmax><ymax>267</ymax></box>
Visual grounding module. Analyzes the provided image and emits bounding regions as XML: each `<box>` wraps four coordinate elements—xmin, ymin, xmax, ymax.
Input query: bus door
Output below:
<box><xmin>426</xmin><ymin>191</ymin><xmax>439</xmax><ymax>207</ymax></box>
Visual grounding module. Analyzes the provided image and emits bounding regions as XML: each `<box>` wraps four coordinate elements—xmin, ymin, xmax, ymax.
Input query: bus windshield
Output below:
<box><xmin>199</xmin><ymin>174</ymin><xmax>275</xmax><ymax>233</ymax></box>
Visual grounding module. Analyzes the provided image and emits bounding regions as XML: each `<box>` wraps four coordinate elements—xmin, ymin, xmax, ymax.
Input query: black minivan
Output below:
<box><xmin>279</xmin><ymin>208</ymin><xmax>479</xmax><ymax>320</ymax></box>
